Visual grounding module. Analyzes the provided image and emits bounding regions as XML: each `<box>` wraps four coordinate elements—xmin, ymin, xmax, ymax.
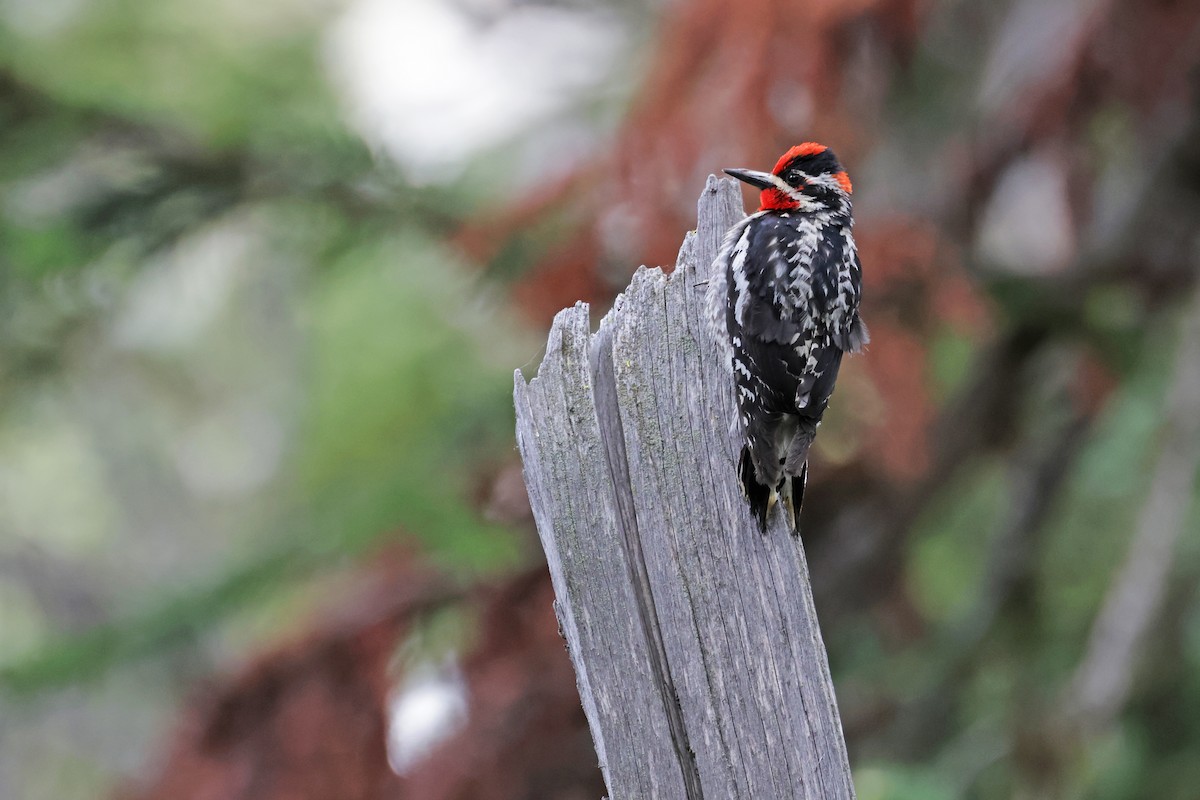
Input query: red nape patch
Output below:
<box><xmin>833</xmin><ymin>170</ymin><xmax>853</xmax><ymax>194</ymax></box>
<box><xmin>773</xmin><ymin>142</ymin><xmax>827</xmax><ymax>174</ymax></box>
<box><xmin>759</xmin><ymin>187</ymin><xmax>799</xmax><ymax>211</ymax></box>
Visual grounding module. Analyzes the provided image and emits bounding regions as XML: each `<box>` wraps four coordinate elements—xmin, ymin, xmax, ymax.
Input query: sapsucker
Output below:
<box><xmin>708</xmin><ymin>143</ymin><xmax>869</xmax><ymax>534</ymax></box>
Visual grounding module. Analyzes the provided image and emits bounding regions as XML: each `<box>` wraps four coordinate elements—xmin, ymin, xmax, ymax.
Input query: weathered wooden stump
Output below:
<box><xmin>514</xmin><ymin>176</ymin><xmax>855</xmax><ymax>800</ymax></box>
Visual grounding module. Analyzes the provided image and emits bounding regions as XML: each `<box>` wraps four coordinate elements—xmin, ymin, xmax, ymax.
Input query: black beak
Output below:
<box><xmin>723</xmin><ymin>168</ymin><xmax>776</xmax><ymax>190</ymax></box>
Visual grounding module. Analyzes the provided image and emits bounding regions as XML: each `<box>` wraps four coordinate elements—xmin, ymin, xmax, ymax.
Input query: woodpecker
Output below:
<box><xmin>708</xmin><ymin>143</ymin><xmax>868</xmax><ymax>534</ymax></box>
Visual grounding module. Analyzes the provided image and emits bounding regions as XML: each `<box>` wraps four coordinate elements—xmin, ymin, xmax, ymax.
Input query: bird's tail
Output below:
<box><xmin>778</xmin><ymin>461</ymin><xmax>807</xmax><ymax>537</ymax></box>
<box><xmin>739</xmin><ymin>425</ymin><xmax>815</xmax><ymax>535</ymax></box>
<box><xmin>738</xmin><ymin>446</ymin><xmax>773</xmax><ymax>533</ymax></box>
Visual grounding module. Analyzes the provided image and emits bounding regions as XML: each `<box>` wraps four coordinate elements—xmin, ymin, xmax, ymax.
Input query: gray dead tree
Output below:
<box><xmin>514</xmin><ymin>177</ymin><xmax>855</xmax><ymax>799</ymax></box>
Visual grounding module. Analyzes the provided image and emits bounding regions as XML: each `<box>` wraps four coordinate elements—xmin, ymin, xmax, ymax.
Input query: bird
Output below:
<box><xmin>707</xmin><ymin>142</ymin><xmax>869</xmax><ymax>534</ymax></box>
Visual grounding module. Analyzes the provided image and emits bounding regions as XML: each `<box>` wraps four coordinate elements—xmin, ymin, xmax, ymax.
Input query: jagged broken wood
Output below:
<box><xmin>514</xmin><ymin>176</ymin><xmax>855</xmax><ymax>800</ymax></box>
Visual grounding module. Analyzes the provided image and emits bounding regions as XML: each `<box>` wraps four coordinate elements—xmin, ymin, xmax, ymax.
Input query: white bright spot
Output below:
<box><xmin>977</xmin><ymin>0</ymin><xmax>1101</xmax><ymax>115</ymax></box>
<box><xmin>110</xmin><ymin>221</ymin><xmax>254</xmax><ymax>352</ymax></box>
<box><xmin>324</xmin><ymin>0</ymin><xmax>623</xmax><ymax>182</ymax></box>
<box><xmin>0</xmin><ymin>0</ymin><xmax>85</xmax><ymax>38</ymax></box>
<box><xmin>386</xmin><ymin>660</ymin><xmax>469</xmax><ymax>774</ymax></box>
<box><xmin>976</xmin><ymin>151</ymin><xmax>1075</xmax><ymax>275</ymax></box>
<box><xmin>172</xmin><ymin>404</ymin><xmax>285</xmax><ymax>498</ymax></box>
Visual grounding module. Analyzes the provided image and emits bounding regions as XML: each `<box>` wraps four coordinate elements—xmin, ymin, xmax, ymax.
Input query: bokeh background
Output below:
<box><xmin>2</xmin><ymin>0</ymin><xmax>1199</xmax><ymax>798</ymax></box>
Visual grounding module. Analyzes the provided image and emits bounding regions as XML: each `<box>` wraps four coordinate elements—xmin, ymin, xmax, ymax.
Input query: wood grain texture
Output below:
<box><xmin>515</xmin><ymin>176</ymin><xmax>855</xmax><ymax>800</ymax></box>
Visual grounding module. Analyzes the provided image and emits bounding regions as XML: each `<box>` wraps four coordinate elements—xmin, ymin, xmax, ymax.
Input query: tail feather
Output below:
<box><xmin>739</xmin><ymin>446</ymin><xmax>772</xmax><ymax>533</ymax></box>
<box><xmin>740</xmin><ymin>448</ymin><xmax>810</xmax><ymax>536</ymax></box>
<box><xmin>785</xmin><ymin>461</ymin><xmax>808</xmax><ymax>537</ymax></box>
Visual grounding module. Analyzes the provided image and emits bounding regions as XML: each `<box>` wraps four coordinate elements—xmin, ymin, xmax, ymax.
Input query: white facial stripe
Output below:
<box><xmin>767</xmin><ymin>173</ymin><xmax>804</xmax><ymax>202</ymax></box>
<box><xmin>805</xmin><ymin>173</ymin><xmax>846</xmax><ymax>192</ymax></box>
<box><xmin>782</xmin><ymin>171</ymin><xmax>847</xmax><ymax>196</ymax></box>
<box><xmin>765</xmin><ymin>172</ymin><xmax>822</xmax><ymax>211</ymax></box>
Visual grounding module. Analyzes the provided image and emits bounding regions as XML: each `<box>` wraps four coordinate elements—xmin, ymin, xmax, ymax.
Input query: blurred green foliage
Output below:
<box><xmin>1</xmin><ymin>5</ymin><xmax>534</xmax><ymax>793</ymax></box>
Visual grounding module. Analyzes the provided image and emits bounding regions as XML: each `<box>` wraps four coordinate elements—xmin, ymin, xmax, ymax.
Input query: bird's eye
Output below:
<box><xmin>787</xmin><ymin>169</ymin><xmax>804</xmax><ymax>183</ymax></box>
